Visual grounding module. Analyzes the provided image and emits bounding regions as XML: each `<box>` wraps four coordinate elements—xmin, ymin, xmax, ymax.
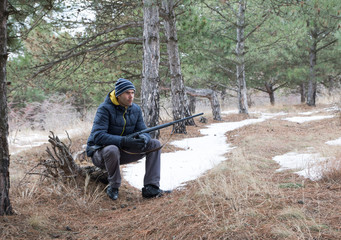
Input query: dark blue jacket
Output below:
<box><xmin>86</xmin><ymin>91</ymin><xmax>151</xmax><ymax>157</ymax></box>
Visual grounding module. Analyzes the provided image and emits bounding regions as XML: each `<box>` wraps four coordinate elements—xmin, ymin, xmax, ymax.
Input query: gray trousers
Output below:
<box><xmin>92</xmin><ymin>139</ymin><xmax>161</xmax><ymax>189</ymax></box>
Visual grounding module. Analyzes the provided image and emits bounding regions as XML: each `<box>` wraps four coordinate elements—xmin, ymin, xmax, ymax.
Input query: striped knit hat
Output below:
<box><xmin>114</xmin><ymin>78</ymin><xmax>136</xmax><ymax>97</ymax></box>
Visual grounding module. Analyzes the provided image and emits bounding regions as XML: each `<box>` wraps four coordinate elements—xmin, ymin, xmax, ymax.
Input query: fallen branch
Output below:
<box><xmin>36</xmin><ymin>131</ymin><xmax>108</xmax><ymax>185</ymax></box>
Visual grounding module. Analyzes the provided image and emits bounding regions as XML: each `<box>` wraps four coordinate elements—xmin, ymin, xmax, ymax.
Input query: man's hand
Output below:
<box><xmin>137</xmin><ymin>134</ymin><xmax>150</xmax><ymax>150</ymax></box>
<box><xmin>121</xmin><ymin>136</ymin><xmax>145</xmax><ymax>150</ymax></box>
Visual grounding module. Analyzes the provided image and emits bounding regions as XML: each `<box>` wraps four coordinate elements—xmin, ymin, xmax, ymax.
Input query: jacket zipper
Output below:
<box><xmin>120</xmin><ymin>107</ymin><xmax>127</xmax><ymax>136</ymax></box>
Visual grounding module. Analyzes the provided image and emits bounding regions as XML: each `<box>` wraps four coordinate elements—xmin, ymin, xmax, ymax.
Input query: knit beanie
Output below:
<box><xmin>114</xmin><ymin>78</ymin><xmax>136</xmax><ymax>97</ymax></box>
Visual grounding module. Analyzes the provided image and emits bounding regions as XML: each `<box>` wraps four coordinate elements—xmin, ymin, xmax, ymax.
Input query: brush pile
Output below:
<box><xmin>38</xmin><ymin>131</ymin><xmax>108</xmax><ymax>185</ymax></box>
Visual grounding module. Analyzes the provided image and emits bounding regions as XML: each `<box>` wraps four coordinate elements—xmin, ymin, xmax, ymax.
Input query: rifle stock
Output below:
<box><xmin>127</xmin><ymin>112</ymin><xmax>204</xmax><ymax>138</ymax></box>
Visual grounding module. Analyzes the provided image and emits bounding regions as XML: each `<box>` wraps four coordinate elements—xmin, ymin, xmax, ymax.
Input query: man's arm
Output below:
<box><xmin>92</xmin><ymin>107</ymin><xmax>122</xmax><ymax>146</ymax></box>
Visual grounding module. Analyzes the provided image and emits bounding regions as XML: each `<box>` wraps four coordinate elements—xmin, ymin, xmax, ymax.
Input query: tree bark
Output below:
<box><xmin>265</xmin><ymin>82</ymin><xmax>275</xmax><ymax>106</ymax></box>
<box><xmin>307</xmin><ymin>31</ymin><xmax>317</xmax><ymax>106</ymax></box>
<box><xmin>161</xmin><ymin>0</ymin><xmax>194</xmax><ymax>132</ymax></box>
<box><xmin>142</xmin><ymin>0</ymin><xmax>161</xmax><ymax>138</ymax></box>
<box><xmin>236</xmin><ymin>0</ymin><xmax>249</xmax><ymax>114</ymax></box>
<box><xmin>0</xmin><ymin>0</ymin><xmax>13</xmax><ymax>216</ymax></box>
<box><xmin>299</xmin><ymin>82</ymin><xmax>306</xmax><ymax>103</ymax></box>
<box><xmin>327</xmin><ymin>75</ymin><xmax>333</xmax><ymax>96</ymax></box>
<box><xmin>188</xmin><ymin>95</ymin><xmax>196</xmax><ymax>114</ymax></box>
<box><xmin>185</xmin><ymin>87</ymin><xmax>221</xmax><ymax>121</ymax></box>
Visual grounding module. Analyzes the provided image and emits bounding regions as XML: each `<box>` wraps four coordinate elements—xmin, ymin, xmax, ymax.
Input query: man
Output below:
<box><xmin>86</xmin><ymin>78</ymin><xmax>166</xmax><ymax>200</ymax></box>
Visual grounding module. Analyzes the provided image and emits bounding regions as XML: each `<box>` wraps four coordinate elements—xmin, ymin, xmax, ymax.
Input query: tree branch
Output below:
<box><xmin>273</xmin><ymin>82</ymin><xmax>288</xmax><ymax>91</ymax></box>
<box><xmin>59</xmin><ymin>21</ymin><xmax>143</xmax><ymax>55</ymax></box>
<box><xmin>29</xmin><ymin>37</ymin><xmax>143</xmax><ymax>80</ymax></box>
<box><xmin>203</xmin><ymin>2</ymin><xmax>237</xmax><ymax>26</ymax></box>
<box><xmin>254</xmin><ymin>87</ymin><xmax>267</xmax><ymax>93</ymax></box>
<box><xmin>244</xmin><ymin>13</ymin><xmax>270</xmax><ymax>40</ymax></box>
<box><xmin>316</xmin><ymin>39</ymin><xmax>337</xmax><ymax>53</ymax></box>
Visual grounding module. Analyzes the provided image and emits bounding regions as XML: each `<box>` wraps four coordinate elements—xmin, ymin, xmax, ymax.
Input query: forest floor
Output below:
<box><xmin>1</xmin><ymin>103</ymin><xmax>341</xmax><ymax>240</ymax></box>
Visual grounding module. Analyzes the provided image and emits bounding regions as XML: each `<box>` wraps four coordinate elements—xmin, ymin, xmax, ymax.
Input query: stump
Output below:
<box><xmin>40</xmin><ymin>131</ymin><xmax>108</xmax><ymax>185</ymax></box>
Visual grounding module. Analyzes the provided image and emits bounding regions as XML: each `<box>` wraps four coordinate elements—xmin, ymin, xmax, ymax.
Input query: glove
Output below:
<box><xmin>137</xmin><ymin>134</ymin><xmax>150</xmax><ymax>151</ymax></box>
<box><xmin>121</xmin><ymin>136</ymin><xmax>145</xmax><ymax>150</ymax></box>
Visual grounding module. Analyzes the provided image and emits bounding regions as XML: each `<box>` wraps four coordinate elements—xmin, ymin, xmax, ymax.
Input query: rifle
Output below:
<box><xmin>127</xmin><ymin>112</ymin><xmax>204</xmax><ymax>138</ymax></box>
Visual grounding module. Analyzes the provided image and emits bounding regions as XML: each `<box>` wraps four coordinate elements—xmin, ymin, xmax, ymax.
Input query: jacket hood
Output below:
<box><xmin>109</xmin><ymin>90</ymin><xmax>120</xmax><ymax>105</ymax></box>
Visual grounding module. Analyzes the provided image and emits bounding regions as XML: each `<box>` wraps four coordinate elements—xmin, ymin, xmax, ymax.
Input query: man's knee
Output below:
<box><xmin>102</xmin><ymin>145</ymin><xmax>120</xmax><ymax>160</ymax></box>
<box><xmin>150</xmin><ymin>139</ymin><xmax>161</xmax><ymax>148</ymax></box>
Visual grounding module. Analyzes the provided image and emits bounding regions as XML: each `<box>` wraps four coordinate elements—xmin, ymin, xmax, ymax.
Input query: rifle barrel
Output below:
<box><xmin>127</xmin><ymin>112</ymin><xmax>204</xmax><ymax>138</ymax></box>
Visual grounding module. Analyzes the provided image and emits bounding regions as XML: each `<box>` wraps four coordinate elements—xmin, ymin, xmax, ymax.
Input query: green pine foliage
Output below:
<box><xmin>177</xmin><ymin>1</ymin><xmax>233</xmax><ymax>89</ymax></box>
<box><xmin>6</xmin><ymin>0</ymin><xmax>341</xmax><ymax>111</ymax></box>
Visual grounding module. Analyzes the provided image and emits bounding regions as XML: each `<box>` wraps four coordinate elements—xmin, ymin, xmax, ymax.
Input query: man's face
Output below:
<box><xmin>117</xmin><ymin>90</ymin><xmax>135</xmax><ymax>107</ymax></box>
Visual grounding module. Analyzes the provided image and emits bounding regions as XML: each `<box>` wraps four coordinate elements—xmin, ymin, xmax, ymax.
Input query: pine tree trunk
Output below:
<box><xmin>327</xmin><ymin>75</ymin><xmax>333</xmax><ymax>96</ymax></box>
<box><xmin>185</xmin><ymin>87</ymin><xmax>221</xmax><ymax>121</ymax></box>
<box><xmin>265</xmin><ymin>82</ymin><xmax>275</xmax><ymax>106</ymax></box>
<box><xmin>307</xmin><ymin>31</ymin><xmax>317</xmax><ymax>106</ymax></box>
<box><xmin>188</xmin><ymin>95</ymin><xmax>196</xmax><ymax>114</ymax></box>
<box><xmin>162</xmin><ymin>0</ymin><xmax>194</xmax><ymax>131</ymax></box>
<box><xmin>236</xmin><ymin>0</ymin><xmax>248</xmax><ymax>114</ymax></box>
<box><xmin>0</xmin><ymin>0</ymin><xmax>13</xmax><ymax>216</ymax></box>
<box><xmin>299</xmin><ymin>82</ymin><xmax>306</xmax><ymax>103</ymax></box>
<box><xmin>142</xmin><ymin>0</ymin><xmax>161</xmax><ymax>138</ymax></box>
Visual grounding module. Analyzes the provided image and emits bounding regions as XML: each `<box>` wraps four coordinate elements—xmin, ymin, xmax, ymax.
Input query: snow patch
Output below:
<box><xmin>298</xmin><ymin>111</ymin><xmax>320</xmax><ymax>115</ymax></box>
<box><xmin>273</xmin><ymin>151</ymin><xmax>327</xmax><ymax>180</ymax></box>
<box><xmin>326</xmin><ymin>137</ymin><xmax>341</xmax><ymax>146</ymax></box>
<box><xmin>283</xmin><ymin>115</ymin><xmax>334</xmax><ymax>123</ymax></box>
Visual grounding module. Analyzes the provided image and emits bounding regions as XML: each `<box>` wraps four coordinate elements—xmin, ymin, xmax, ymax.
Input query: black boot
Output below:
<box><xmin>107</xmin><ymin>186</ymin><xmax>119</xmax><ymax>200</ymax></box>
<box><xmin>142</xmin><ymin>185</ymin><xmax>171</xmax><ymax>199</ymax></box>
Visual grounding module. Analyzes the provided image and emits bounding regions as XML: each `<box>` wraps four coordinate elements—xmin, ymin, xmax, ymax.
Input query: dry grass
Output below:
<box><xmin>2</xmin><ymin>103</ymin><xmax>341</xmax><ymax>239</ymax></box>
<box><xmin>319</xmin><ymin>154</ymin><xmax>341</xmax><ymax>184</ymax></box>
